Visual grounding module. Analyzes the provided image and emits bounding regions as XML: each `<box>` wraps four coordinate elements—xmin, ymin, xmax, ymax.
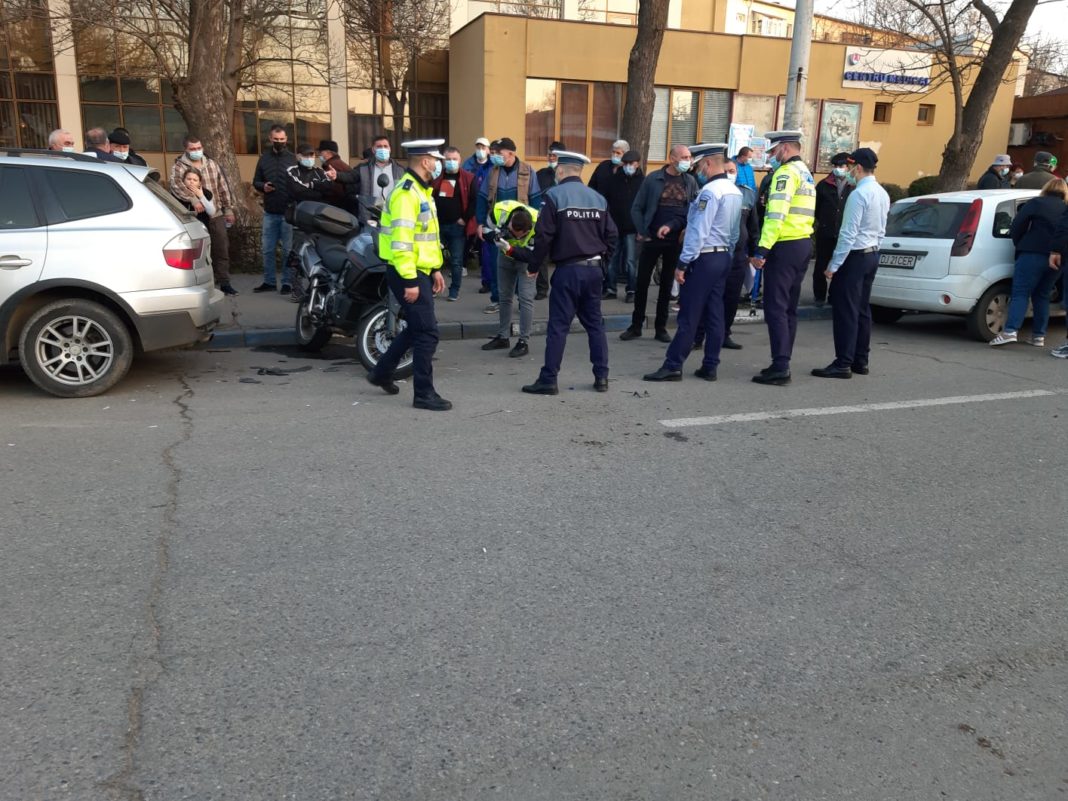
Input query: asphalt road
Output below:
<box><xmin>3</xmin><ymin>314</ymin><xmax>1067</xmax><ymax>801</ymax></box>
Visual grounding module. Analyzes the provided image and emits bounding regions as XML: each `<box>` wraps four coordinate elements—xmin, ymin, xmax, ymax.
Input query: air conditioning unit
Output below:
<box><xmin>1008</xmin><ymin>122</ymin><xmax>1031</xmax><ymax>146</ymax></box>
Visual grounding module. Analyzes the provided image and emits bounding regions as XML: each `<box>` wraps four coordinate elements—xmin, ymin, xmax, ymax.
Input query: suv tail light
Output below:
<box><xmin>163</xmin><ymin>232</ymin><xmax>204</xmax><ymax>270</ymax></box>
<box><xmin>951</xmin><ymin>199</ymin><xmax>982</xmax><ymax>257</ymax></box>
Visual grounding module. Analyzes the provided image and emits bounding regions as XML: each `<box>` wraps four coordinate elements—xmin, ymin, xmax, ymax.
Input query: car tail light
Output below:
<box><xmin>163</xmin><ymin>232</ymin><xmax>204</xmax><ymax>270</ymax></box>
<box><xmin>951</xmin><ymin>199</ymin><xmax>982</xmax><ymax>258</ymax></box>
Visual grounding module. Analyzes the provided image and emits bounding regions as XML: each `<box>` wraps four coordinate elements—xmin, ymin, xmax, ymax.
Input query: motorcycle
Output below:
<box><xmin>289</xmin><ymin>193</ymin><xmax>413</xmax><ymax>378</ymax></box>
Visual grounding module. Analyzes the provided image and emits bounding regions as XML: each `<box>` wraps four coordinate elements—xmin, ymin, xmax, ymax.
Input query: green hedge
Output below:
<box><xmin>228</xmin><ymin>224</ymin><xmax>263</xmax><ymax>273</ymax></box>
<box><xmin>907</xmin><ymin>176</ymin><xmax>940</xmax><ymax>197</ymax></box>
<box><xmin>882</xmin><ymin>183</ymin><xmax>906</xmax><ymax>203</ymax></box>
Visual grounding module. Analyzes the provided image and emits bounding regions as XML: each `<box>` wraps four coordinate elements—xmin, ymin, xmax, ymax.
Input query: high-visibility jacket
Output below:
<box><xmin>489</xmin><ymin>199</ymin><xmax>538</xmax><ymax>249</ymax></box>
<box><xmin>757</xmin><ymin>157</ymin><xmax>816</xmax><ymax>253</ymax></box>
<box><xmin>378</xmin><ymin>170</ymin><xmax>442</xmax><ymax>283</ymax></box>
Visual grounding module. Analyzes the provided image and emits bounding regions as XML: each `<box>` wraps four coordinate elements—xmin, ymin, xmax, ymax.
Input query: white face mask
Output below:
<box><xmin>112</xmin><ymin>150</ymin><xmax>129</xmax><ymax>161</ymax></box>
<box><xmin>833</xmin><ymin>167</ymin><xmax>848</xmax><ymax>178</ymax></box>
<box><xmin>726</xmin><ymin>171</ymin><xmax>738</xmax><ymax>184</ymax></box>
<box><xmin>61</xmin><ymin>146</ymin><xmax>76</xmax><ymax>153</ymax></box>
<box><xmin>676</xmin><ymin>159</ymin><xmax>691</xmax><ymax>173</ymax></box>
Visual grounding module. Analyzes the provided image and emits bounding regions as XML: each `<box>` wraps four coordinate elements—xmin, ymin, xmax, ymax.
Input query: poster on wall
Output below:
<box><xmin>817</xmin><ymin>101</ymin><xmax>861</xmax><ymax>173</ymax></box>
<box><xmin>748</xmin><ymin>136</ymin><xmax>769</xmax><ymax>168</ymax></box>
<box><xmin>728</xmin><ymin>123</ymin><xmax>755</xmax><ymax>159</ymax></box>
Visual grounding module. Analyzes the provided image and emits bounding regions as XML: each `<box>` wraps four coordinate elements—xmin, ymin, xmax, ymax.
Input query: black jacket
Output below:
<box><xmin>735</xmin><ymin>185</ymin><xmax>760</xmax><ymax>259</ymax></box>
<box><xmin>536</xmin><ymin>166</ymin><xmax>557</xmax><ymax>192</ymax></box>
<box><xmin>286</xmin><ymin>164</ymin><xmax>332</xmax><ymax>204</ymax></box>
<box><xmin>629</xmin><ymin>167</ymin><xmax>699</xmax><ymax>237</ymax></box>
<box><xmin>604</xmin><ymin>168</ymin><xmax>644</xmax><ymax>234</ymax></box>
<box><xmin>977</xmin><ymin>167</ymin><xmax>1008</xmax><ymax>190</ymax></box>
<box><xmin>1053</xmin><ymin>206</ymin><xmax>1068</xmax><ymax>255</ymax></box>
<box><xmin>814</xmin><ymin>174</ymin><xmax>853</xmax><ymax>239</ymax></box>
<box><xmin>332</xmin><ymin>160</ymin><xmax>407</xmax><ymax>223</ymax></box>
<box><xmin>587</xmin><ymin>160</ymin><xmax>617</xmax><ymax>195</ymax></box>
<box><xmin>1011</xmin><ymin>195</ymin><xmax>1068</xmax><ymax>254</ymax></box>
<box><xmin>253</xmin><ymin>148</ymin><xmax>299</xmax><ymax>214</ymax></box>
<box><xmin>85</xmin><ymin>146</ymin><xmax>123</xmax><ymax>163</ymax></box>
<box><xmin>178</xmin><ymin>188</ymin><xmax>214</xmax><ymax>228</ymax></box>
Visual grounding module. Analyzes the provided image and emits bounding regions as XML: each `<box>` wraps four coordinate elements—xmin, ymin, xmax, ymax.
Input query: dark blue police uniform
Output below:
<box><xmin>517</xmin><ymin>151</ymin><xmax>618</xmax><ymax>394</ymax></box>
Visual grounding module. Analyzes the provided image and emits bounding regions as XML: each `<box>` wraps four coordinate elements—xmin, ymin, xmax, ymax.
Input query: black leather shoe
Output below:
<box><xmin>811</xmin><ymin>364</ymin><xmax>852</xmax><ymax>379</ymax></box>
<box><xmin>593</xmin><ymin>376</ymin><xmax>608</xmax><ymax>392</ymax></box>
<box><xmin>252</xmin><ymin>282</ymin><xmax>274</xmax><ymax>293</ymax></box>
<box><xmin>522</xmin><ymin>380</ymin><xmax>559</xmax><ymax>395</ymax></box>
<box><xmin>279</xmin><ymin>284</ymin><xmax>292</xmax><ymax>294</ymax></box>
<box><xmin>619</xmin><ymin>328</ymin><xmax>642</xmax><ymax>341</ymax></box>
<box><xmin>413</xmin><ymin>393</ymin><xmax>452</xmax><ymax>411</ymax></box>
<box><xmin>694</xmin><ymin>366</ymin><xmax>717</xmax><ymax>381</ymax></box>
<box><xmin>602</xmin><ymin>290</ymin><xmax>617</xmax><ymax>300</ymax></box>
<box><xmin>654</xmin><ymin>330</ymin><xmax>672</xmax><ymax>344</ymax></box>
<box><xmin>219</xmin><ymin>283</ymin><xmax>239</xmax><ymax>296</ymax></box>
<box><xmin>643</xmin><ymin>367</ymin><xmax>682</xmax><ymax>382</ymax></box>
<box><xmin>534</xmin><ymin>291</ymin><xmax>548</xmax><ymax>300</ymax></box>
<box><xmin>366</xmin><ymin>372</ymin><xmax>399</xmax><ymax>395</ymax></box>
<box><xmin>722</xmin><ymin>336</ymin><xmax>742</xmax><ymax>350</ymax></box>
<box><xmin>481</xmin><ymin>336</ymin><xmax>510</xmax><ymax>351</ymax></box>
<box><xmin>508</xmin><ymin>339</ymin><xmax>529</xmax><ymax>358</ymax></box>
<box><xmin>752</xmin><ymin>369</ymin><xmax>791</xmax><ymax>386</ymax></box>
<box><xmin>478</xmin><ymin>285</ymin><xmax>490</xmax><ymax>294</ymax></box>
<box><xmin>852</xmin><ymin>364</ymin><xmax>869</xmax><ymax>375</ymax></box>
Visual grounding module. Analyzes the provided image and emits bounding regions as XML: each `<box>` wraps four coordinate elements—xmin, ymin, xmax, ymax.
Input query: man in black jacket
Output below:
<box><xmin>602</xmin><ymin>149</ymin><xmax>643</xmax><ymax>302</ymax></box>
<box><xmin>252</xmin><ymin>125</ymin><xmax>298</xmax><ymax>293</ymax></box>
<box><xmin>976</xmin><ymin>154</ymin><xmax>1012</xmax><ymax>190</ymax></box>
<box><xmin>812</xmin><ymin>152</ymin><xmax>853</xmax><ymax>305</ymax></box>
<box><xmin>283</xmin><ymin>145</ymin><xmax>335</xmax><ymax>301</ymax></box>
<box><xmin>533</xmin><ymin>141</ymin><xmax>565</xmax><ymax>297</ymax></box>
<box><xmin>108</xmin><ymin>128</ymin><xmax>147</xmax><ymax>166</ymax></box>
<box><xmin>83</xmin><ymin>127</ymin><xmax>122</xmax><ymax>162</ymax></box>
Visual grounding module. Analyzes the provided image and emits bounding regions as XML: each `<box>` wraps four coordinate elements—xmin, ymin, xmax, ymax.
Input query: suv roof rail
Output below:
<box><xmin>0</xmin><ymin>148</ymin><xmax>114</xmax><ymax>164</ymax></box>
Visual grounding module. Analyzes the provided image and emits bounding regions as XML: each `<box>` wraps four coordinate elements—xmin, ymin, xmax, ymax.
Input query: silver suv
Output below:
<box><xmin>0</xmin><ymin>150</ymin><xmax>223</xmax><ymax>397</ymax></box>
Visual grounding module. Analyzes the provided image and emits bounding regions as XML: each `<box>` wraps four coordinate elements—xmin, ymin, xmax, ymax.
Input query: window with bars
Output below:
<box><xmin>0</xmin><ymin>2</ymin><xmax>59</xmax><ymax>149</ymax></box>
<box><xmin>649</xmin><ymin>87</ymin><xmax>733</xmax><ymax>161</ymax></box>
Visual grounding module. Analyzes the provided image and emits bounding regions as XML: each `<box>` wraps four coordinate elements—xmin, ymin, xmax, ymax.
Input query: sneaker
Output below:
<box><xmin>1029</xmin><ymin>336</ymin><xmax>1045</xmax><ymax>347</ymax></box>
<box><xmin>219</xmin><ymin>283</ymin><xmax>239</xmax><ymax>296</ymax></box>
<box><xmin>509</xmin><ymin>339</ymin><xmax>529</xmax><ymax>358</ymax></box>
<box><xmin>447</xmin><ymin>294</ymin><xmax>459</xmax><ymax>302</ymax></box>
<box><xmin>483</xmin><ymin>303</ymin><xmax>499</xmax><ymax>314</ymax></box>
<box><xmin>1050</xmin><ymin>342</ymin><xmax>1068</xmax><ymax>359</ymax></box>
<box><xmin>624</xmin><ymin>291</ymin><xmax>635</xmax><ymax>303</ymax></box>
<box><xmin>481</xmin><ymin>335</ymin><xmax>510</xmax><ymax>351</ymax></box>
<box><xmin>989</xmin><ymin>331</ymin><xmax>1017</xmax><ymax>346</ymax></box>
<box><xmin>279</xmin><ymin>284</ymin><xmax>292</xmax><ymax>294</ymax></box>
<box><xmin>478</xmin><ymin>284</ymin><xmax>491</xmax><ymax>294</ymax></box>
<box><xmin>252</xmin><ymin>282</ymin><xmax>275</xmax><ymax>293</ymax></box>
<box><xmin>602</xmin><ymin>290</ymin><xmax>617</xmax><ymax>300</ymax></box>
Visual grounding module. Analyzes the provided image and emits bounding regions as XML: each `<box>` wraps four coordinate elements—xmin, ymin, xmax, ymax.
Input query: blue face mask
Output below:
<box><xmin>374</xmin><ymin>147</ymin><xmax>390</xmax><ymax>162</ymax></box>
<box><xmin>300</xmin><ymin>157</ymin><xmax>315</xmax><ymax>168</ymax></box>
<box><xmin>490</xmin><ymin>153</ymin><xmax>506</xmax><ymax>167</ymax></box>
<box><xmin>844</xmin><ymin>169</ymin><xmax>858</xmax><ymax>187</ymax></box>
<box><xmin>695</xmin><ymin>171</ymin><xmax>710</xmax><ymax>186</ymax></box>
<box><xmin>187</xmin><ymin>149</ymin><xmax>203</xmax><ymax>161</ymax></box>
<box><xmin>444</xmin><ymin>159</ymin><xmax>459</xmax><ymax>173</ymax></box>
<box><xmin>623</xmin><ymin>164</ymin><xmax>637</xmax><ymax>176</ymax></box>
<box><xmin>611</xmin><ymin>155</ymin><xmax>622</xmax><ymax>165</ymax></box>
<box><xmin>676</xmin><ymin>159</ymin><xmax>691</xmax><ymax>173</ymax></box>
<box><xmin>768</xmin><ymin>156</ymin><xmax>781</xmax><ymax>170</ymax></box>
<box><xmin>430</xmin><ymin>160</ymin><xmax>443</xmax><ymax>180</ymax></box>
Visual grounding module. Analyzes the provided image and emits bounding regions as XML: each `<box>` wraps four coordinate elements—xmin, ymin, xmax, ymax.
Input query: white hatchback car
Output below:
<box><xmin>869</xmin><ymin>188</ymin><xmax>1063</xmax><ymax>341</ymax></box>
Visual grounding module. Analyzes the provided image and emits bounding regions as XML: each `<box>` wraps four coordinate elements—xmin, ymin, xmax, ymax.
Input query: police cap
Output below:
<box><xmin>551</xmin><ymin>150</ymin><xmax>590</xmax><ymax>166</ymax></box>
<box><xmin>764</xmin><ymin>130</ymin><xmax>804</xmax><ymax>147</ymax></box>
<box><xmin>402</xmin><ymin>138</ymin><xmax>445</xmax><ymax>159</ymax></box>
<box><xmin>689</xmin><ymin>142</ymin><xmax>729</xmax><ymax>162</ymax></box>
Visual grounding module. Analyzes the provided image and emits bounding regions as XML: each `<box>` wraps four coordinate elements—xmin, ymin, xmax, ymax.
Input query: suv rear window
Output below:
<box><xmin>42</xmin><ymin>168</ymin><xmax>131</xmax><ymax>221</ymax></box>
<box><xmin>144</xmin><ymin>177</ymin><xmax>197</xmax><ymax>223</ymax></box>
<box><xmin>885</xmin><ymin>201</ymin><xmax>971</xmax><ymax>239</ymax></box>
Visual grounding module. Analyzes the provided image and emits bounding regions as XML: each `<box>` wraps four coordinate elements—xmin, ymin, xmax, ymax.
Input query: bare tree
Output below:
<box><xmin>1021</xmin><ymin>33</ymin><xmax>1068</xmax><ymax>95</ymax></box>
<box><xmin>851</xmin><ymin>0</ymin><xmax>1041</xmax><ymax>190</ymax></box>
<box><xmin>619</xmin><ymin>0</ymin><xmax>671</xmax><ymax>165</ymax></box>
<box><xmin>340</xmin><ymin>0</ymin><xmax>449</xmax><ymax>148</ymax></box>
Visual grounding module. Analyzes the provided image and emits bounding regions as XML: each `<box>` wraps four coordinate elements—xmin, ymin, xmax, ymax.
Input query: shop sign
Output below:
<box><xmin>842</xmin><ymin>47</ymin><xmax>933</xmax><ymax>92</ymax></box>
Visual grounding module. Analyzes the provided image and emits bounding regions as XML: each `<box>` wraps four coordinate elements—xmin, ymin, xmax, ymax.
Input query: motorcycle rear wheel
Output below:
<box><xmin>356</xmin><ymin>305</ymin><xmax>413</xmax><ymax>378</ymax></box>
<box><xmin>295</xmin><ymin>298</ymin><xmax>333</xmax><ymax>351</ymax></box>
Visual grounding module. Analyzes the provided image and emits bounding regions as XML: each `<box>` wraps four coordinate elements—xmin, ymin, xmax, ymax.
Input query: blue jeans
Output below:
<box><xmin>440</xmin><ymin>222</ymin><xmax>466</xmax><ymax>298</ymax></box>
<box><xmin>262</xmin><ymin>212</ymin><xmax>294</xmax><ymax>286</ymax></box>
<box><xmin>604</xmin><ymin>233</ymin><xmax>637</xmax><ymax>294</ymax></box>
<box><xmin>1006</xmin><ymin>251</ymin><xmax>1060</xmax><ymax>337</ymax></box>
<box><xmin>481</xmin><ymin>240</ymin><xmax>499</xmax><ymax>302</ymax></box>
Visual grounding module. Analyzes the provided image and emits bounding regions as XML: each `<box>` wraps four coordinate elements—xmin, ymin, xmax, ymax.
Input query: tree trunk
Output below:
<box><xmin>619</xmin><ymin>0</ymin><xmax>671</xmax><ymax>166</ymax></box>
<box><xmin>173</xmin><ymin>0</ymin><xmax>257</xmax><ymax>224</ymax></box>
<box><xmin>936</xmin><ymin>0</ymin><xmax>1040</xmax><ymax>190</ymax></box>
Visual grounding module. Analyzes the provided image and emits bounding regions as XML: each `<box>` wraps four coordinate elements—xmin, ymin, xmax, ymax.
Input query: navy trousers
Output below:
<box><xmin>828</xmin><ymin>249</ymin><xmax>879</xmax><ymax>369</ymax></box>
<box><xmin>372</xmin><ymin>270</ymin><xmax>439</xmax><ymax>398</ymax></box>
<box><xmin>663</xmin><ymin>252</ymin><xmax>731</xmax><ymax>371</ymax></box>
<box><xmin>762</xmin><ymin>238</ymin><xmax>813</xmax><ymax>371</ymax></box>
<box><xmin>539</xmin><ymin>264</ymin><xmax>608</xmax><ymax>383</ymax></box>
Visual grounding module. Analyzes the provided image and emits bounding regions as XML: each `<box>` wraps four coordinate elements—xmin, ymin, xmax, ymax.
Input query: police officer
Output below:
<box><xmin>643</xmin><ymin>143</ymin><xmax>742</xmax><ymax>383</ymax></box>
<box><xmin>480</xmin><ymin>199</ymin><xmax>539</xmax><ymax>357</ymax></box>
<box><xmin>517</xmin><ymin>150</ymin><xmax>618</xmax><ymax>395</ymax></box>
<box><xmin>750</xmin><ymin>130</ymin><xmax>816</xmax><ymax>386</ymax></box>
<box><xmin>366</xmin><ymin>139</ymin><xmax>452</xmax><ymax>411</ymax></box>
<box><xmin>812</xmin><ymin>147</ymin><xmax>890</xmax><ymax>378</ymax></box>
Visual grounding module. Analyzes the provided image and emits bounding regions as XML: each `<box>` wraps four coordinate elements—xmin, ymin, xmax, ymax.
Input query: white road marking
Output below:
<box><xmin>660</xmin><ymin>389</ymin><xmax>1064</xmax><ymax>429</ymax></box>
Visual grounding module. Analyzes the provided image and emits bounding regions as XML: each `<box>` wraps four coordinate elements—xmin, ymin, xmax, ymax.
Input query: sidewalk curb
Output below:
<box><xmin>204</xmin><ymin>304</ymin><xmax>833</xmax><ymax>349</ymax></box>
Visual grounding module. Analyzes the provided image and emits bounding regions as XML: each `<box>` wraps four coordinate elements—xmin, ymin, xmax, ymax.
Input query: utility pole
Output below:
<box><xmin>782</xmin><ymin>0</ymin><xmax>814</xmax><ymax>129</ymax></box>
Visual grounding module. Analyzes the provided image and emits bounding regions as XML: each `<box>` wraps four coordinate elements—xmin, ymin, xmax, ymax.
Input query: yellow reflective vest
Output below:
<box><xmin>758</xmin><ymin>158</ymin><xmax>816</xmax><ymax>252</ymax></box>
<box><xmin>378</xmin><ymin>171</ymin><xmax>442</xmax><ymax>281</ymax></box>
<box><xmin>490</xmin><ymin>200</ymin><xmax>538</xmax><ymax>249</ymax></box>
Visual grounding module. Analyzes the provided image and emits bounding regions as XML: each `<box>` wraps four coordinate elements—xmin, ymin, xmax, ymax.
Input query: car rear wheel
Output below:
<box><xmin>18</xmin><ymin>299</ymin><xmax>134</xmax><ymax>398</ymax></box>
<box><xmin>870</xmin><ymin>305</ymin><xmax>904</xmax><ymax>325</ymax></box>
<box><xmin>966</xmin><ymin>282</ymin><xmax>1011</xmax><ymax>342</ymax></box>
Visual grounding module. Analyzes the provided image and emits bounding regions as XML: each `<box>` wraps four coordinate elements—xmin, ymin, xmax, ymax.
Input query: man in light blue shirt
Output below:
<box><xmin>644</xmin><ymin>143</ymin><xmax>742</xmax><ymax>383</ymax></box>
<box><xmin>812</xmin><ymin>147</ymin><xmax>891</xmax><ymax>379</ymax></box>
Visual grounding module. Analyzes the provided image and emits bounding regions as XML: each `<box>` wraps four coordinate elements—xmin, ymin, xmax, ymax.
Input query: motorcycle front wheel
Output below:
<box><xmin>295</xmin><ymin>298</ymin><xmax>333</xmax><ymax>351</ymax></box>
<box><xmin>356</xmin><ymin>305</ymin><xmax>413</xmax><ymax>378</ymax></box>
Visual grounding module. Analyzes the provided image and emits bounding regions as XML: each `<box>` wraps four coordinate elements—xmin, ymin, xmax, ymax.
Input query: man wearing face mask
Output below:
<box><xmin>812</xmin><ymin>152</ymin><xmax>854</xmax><ymax>306</ymax></box>
<box><xmin>108</xmin><ymin>129</ymin><xmax>147</xmax><ymax>166</ymax></box>
<box><xmin>83</xmin><ymin>127</ymin><xmax>122</xmax><ymax>162</ymax></box>
<box><xmin>476</xmin><ymin>137</ymin><xmax>543</xmax><ymax>312</ymax></box>
<box><xmin>750</xmin><ymin>130</ymin><xmax>816</xmax><ymax>386</ymax></box>
<box><xmin>602</xmin><ymin>149</ymin><xmax>644</xmax><ymax>302</ymax></box>
<box><xmin>284</xmin><ymin>145</ymin><xmax>334</xmax><ymax>301</ymax></box>
<box><xmin>253</xmin><ymin>125</ymin><xmax>299</xmax><ymax>293</ymax></box>
<box><xmin>367</xmin><ymin>139</ymin><xmax>451</xmax><ymax>412</ymax></box>
<box><xmin>533</xmin><ymin>141</ymin><xmax>566</xmax><ymax>297</ymax></box>
<box><xmin>464</xmin><ymin>137</ymin><xmax>495</xmax><ymax>296</ymax></box>
<box><xmin>171</xmin><ymin>134</ymin><xmax>239</xmax><ymax>296</ymax></box>
<box><xmin>588</xmin><ymin>139</ymin><xmax>630</xmax><ymax>196</ymax></box>
<box><xmin>329</xmin><ymin>134</ymin><xmax>406</xmax><ymax>225</ymax></box>
<box><xmin>432</xmin><ymin>146</ymin><xmax>476</xmax><ymax>301</ymax></box>
<box><xmin>977</xmin><ymin>154</ymin><xmax>1012</xmax><ymax>190</ymax></box>
<box><xmin>621</xmin><ymin>144</ymin><xmax>697</xmax><ymax>343</ymax></box>
<box><xmin>47</xmin><ymin>129</ymin><xmax>77</xmax><ymax>153</ymax></box>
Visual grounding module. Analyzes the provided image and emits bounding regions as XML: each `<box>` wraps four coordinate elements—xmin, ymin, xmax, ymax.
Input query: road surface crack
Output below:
<box><xmin>100</xmin><ymin>377</ymin><xmax>194</xmax><ymax>801</ymax></box>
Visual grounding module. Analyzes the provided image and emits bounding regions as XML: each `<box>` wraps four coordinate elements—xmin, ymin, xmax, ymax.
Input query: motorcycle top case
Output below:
<box><xmin>291</xmin><ymin>201</ymin><xmax>358</xmax><ymax>238</ymax></box>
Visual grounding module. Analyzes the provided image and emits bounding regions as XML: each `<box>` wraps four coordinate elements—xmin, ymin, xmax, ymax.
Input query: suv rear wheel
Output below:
<box><xmin>966</xmin><ymin>282</ymin><xmax>1010</xmax><ymax>342</ymax></box>
<box><xmin>18</xmin><ymin>299</ymin><xmax>134</xmax><ymax>398</ymax></box>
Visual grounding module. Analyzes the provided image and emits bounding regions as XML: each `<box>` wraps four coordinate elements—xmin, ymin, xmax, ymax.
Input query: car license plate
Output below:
<box><xmin>879</xmin><ymin>252</ymin><xmax>918</xmax><ymax>269</ymax></box>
